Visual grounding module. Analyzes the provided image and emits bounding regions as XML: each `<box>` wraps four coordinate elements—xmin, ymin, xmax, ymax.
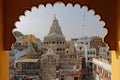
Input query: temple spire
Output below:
<box><xmin>53</xmin><ymin>14</ymin><xmax>56</xmax><ymax>20</ymax></box>
<box><xmin>48</xmin><ymin>14</ymin><xmax>63</xmax><ymax>35</ymax></box>
<box><xmin>43</xmin><ymin>15</ymin><xmax>66</xmax><ymax>54</ymax></box>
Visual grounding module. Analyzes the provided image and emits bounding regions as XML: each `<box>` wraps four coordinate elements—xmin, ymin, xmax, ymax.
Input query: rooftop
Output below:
<box><xmin>15</xmin><ymin>59</ymin><xmax>39</xmax><ymax>63</ymax></box>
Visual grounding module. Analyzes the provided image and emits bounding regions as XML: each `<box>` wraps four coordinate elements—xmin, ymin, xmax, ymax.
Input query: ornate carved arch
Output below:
<box><xmin>2</xmin><ymin>0</ymin><xmax>117</xmax><ymax>50</ymax></box>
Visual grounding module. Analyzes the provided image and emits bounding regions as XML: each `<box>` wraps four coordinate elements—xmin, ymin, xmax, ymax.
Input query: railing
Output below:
<box><xmin>95</xmin><ymin>57</ymin><xmax>111</xmax><ymax>64</ymax></box>
<box><xmin>92</xmin><ymin>58</ymin><xmax>112</xmax><ymax>73</ymax></box>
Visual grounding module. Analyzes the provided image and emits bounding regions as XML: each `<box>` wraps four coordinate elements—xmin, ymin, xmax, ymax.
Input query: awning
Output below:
<box><xmin>71</xmin><ymin>74</ymin><xmax>80</xmax><ymax>76</ymax></box>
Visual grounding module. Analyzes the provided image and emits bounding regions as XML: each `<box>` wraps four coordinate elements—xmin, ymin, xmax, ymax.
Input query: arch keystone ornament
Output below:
<box><xmin>0</xmin><ymin>0</ymin><xmax>120</xmax><ymax>80</ymax></box>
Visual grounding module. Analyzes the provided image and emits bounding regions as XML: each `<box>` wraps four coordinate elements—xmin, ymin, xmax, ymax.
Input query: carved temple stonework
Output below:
<box><xmin>43</xmin><ymin>15</ymin><xmax>66</xmax><ymax>54</ymax></box>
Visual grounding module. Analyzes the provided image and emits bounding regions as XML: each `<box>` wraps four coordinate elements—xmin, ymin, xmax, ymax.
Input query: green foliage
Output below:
<box><xmin>31</xmin><ymin>42</ymin><xmax>38</xmax><ymax>52</ymax></box>
<box><xmin>13</xmin><ymin>31</ymin><xmax>24</xmax><ymax>38</ymax></box>
<box><xmin>102</xmin><ymin>42</ymin><xmax>106</xmax><ymax>47</ymax></box>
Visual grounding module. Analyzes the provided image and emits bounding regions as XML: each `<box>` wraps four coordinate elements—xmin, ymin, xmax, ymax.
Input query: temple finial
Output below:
<box><xmin>53</xmin><ymin>14</ymin><xmax>56</xmax><ymax>20</ymax></box>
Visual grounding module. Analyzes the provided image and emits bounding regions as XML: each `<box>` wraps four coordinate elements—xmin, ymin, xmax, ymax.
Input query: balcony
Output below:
<box><xmin>92</xmin><ymin>58</ymin><xmax>112</xmax><ymax>73</ymax></box>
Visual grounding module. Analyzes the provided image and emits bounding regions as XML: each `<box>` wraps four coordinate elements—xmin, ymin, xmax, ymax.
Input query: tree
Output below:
<box><xmin>13</xmin><ymin>31</ymin><xmax>24</xmax><ymax>38</ymax></box>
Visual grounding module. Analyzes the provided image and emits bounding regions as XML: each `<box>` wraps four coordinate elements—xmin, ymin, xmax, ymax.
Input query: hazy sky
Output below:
<box><xmin>14</xmin><ymin>4</ymin><xmax>106</xmax><ymax>41</ymax></box>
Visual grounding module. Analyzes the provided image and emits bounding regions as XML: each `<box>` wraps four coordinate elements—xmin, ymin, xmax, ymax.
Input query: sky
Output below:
<box><xmin>14</xmin><ymin>3</ymin><xmax>106</xmax><ymax>41</ymax></box>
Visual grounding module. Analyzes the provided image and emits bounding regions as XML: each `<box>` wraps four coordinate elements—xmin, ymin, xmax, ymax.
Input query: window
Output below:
<box><xmin>60</xmin><ymin>42</ymin><xmax>62</xmax><ymax>44</ymax></box>
<box><xmin>18</xmin><ymin>43</ymin><xmax>21</xmax><ymax>45</ymax></box>
<box><xmin>86</xmin><ymin>42</ymin><xmax>88</xmax><ymax>45</ymax></box>
<box><xmin>107</xmin><ymin>52</ymin><xmax>109</xmax><ymax>55</ymax></box>
<box><xmin>52</xmin><ymin>41</ymin><xmax>55</xmax><ymax>44</ymax></box>
<box><xmin>60</xmin><ymin>48</ymin><xmax>62</xmax><ymax>51</ymax></box>
<box><xmin>57</xmin><ymin>48</ymin><xmax>59</xmax><ymax>51</ymax></box>
<box><xmin>81</xmin><ymin>42</ymin><xmax>83</xmax><ymax>44</ymax></box>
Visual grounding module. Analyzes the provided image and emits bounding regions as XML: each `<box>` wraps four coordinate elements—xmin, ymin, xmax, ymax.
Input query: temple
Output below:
<box><xmin>43</xmin><ymin>15</ymin><xmax>66</xmax><ymax>54</ymax></box>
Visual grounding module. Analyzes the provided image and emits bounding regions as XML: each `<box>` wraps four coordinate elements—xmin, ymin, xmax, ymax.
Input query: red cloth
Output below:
<box><xmin>71</xmin><ymin>74</ymin><xmax>80</xmax><ymax>77</ymax></box>
<box><xmin>9</xmin><ymin>77</ymin><xmax>14</xmax><ymax>80</ymax></box>
<box><xmin>103</xmin><ymin>77</ymin><xmax>107</xmax><ymax>80</ymax></box>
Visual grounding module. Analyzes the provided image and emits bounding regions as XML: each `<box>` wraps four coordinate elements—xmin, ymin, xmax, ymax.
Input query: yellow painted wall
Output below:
<box><xmin>112</xmin><ymin>51</ymin><xmax>120</xmax><ymax>80</ymax></box>
<box><xmin>23</xmin><ymin>35</ymin><xmax>38</xmax><ymax>44</ymax></box>
<box><xmin>112</xmin><ymin>0</ymin><xmax>120</xmax><ymax>80</ymax></box>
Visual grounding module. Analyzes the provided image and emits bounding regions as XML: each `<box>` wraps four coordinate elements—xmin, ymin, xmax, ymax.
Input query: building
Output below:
<box><xmin>90</xmin><ymin>36</ymin><xmax>104</xmax><ymax>48</ymax></box>
<box><xmin>14</xmin><ymin>59</ymin><xmax>41</xmax><ymax>80</ymax></box>
<box><xmin>74</xmin><ymin>37</ymin><xmax>91</xmax><ymax>65</ymax></box>
<box><xmin>12</xmin><ymin>36</ymin><xmax>42</xmax><ymax>79</ymax></box>
<box><xmin>12</xmin><ymin>31</ymin><xmax>28</xmax><ymax>51</ymax></box>
<box><xmin>92</xmin><ymin>42</ymin><xmax>111</xmax><ymax>80</ymax></box>
<box><xmin>90</xmin><ymin>36</ymin><xmax>106</xmax><ymax>57</ymax></box>
<box><xmin>75</xmin><ymin>37</ymin><xmax>91</xmax><ymax>50</ymax></box>
<box><xmin>42</xmin><ymin>16</ymin><xmax>82</xmax><ymax>80</ymax></box>
<box><xmin>99</xmin><ymin>47</ymin><xmax>111</xmax><ymax>64</ymax></box>
<box><xmin>71</xmin><ymin>38</ymin><xmax>79</xmax><ymax>43</ymax></box>
<box><xmin>40</xmin><ymin>46</ymin><xmax>59</xmax><ymax>80</ymax></box>
<box><xmin>62</xmin><ymin>41</ymin><xmax>82</xmax><ymax>80</ymax></box>
<box><xmin>92</xmin><ymin>58</ymin><xmax>111</xmax><ymax>80</ymax></box>
<box><xmin>43</xmin><ymin>15</ymin><xmax>66</xmax><ymax>54</ymax></box>
<box><xmin>11</xmin><ymin>36</ymin><xmax>43</xmax><ymax>80</ymax></box>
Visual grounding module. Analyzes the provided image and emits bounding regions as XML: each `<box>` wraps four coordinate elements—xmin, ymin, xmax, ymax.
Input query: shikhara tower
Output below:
<box><xmin>43</xmin><ymin>15</ymin><xmax>66</xmax><ymax>54</ymax></box>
